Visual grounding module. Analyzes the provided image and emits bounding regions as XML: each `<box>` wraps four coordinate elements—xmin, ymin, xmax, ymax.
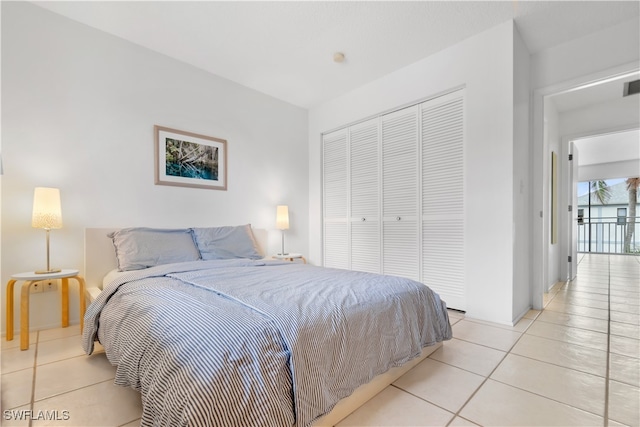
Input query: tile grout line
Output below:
<box><xmin>388</xmin><ymin>383</ymin><xmax>457</xmax><ymax>422</ymax></box>
<box><xmin>532</xmin><ymin>317</ymin><xmax>608</xmax><ymax>336</ymax></box>
<box><xmin>389</xmin><ymin>314</ymin><xmax>532</xmax><ymax>427</ymax></box>
<box><xmin>603</xmin><ymin>255</ymin><xmax>611</xmax><ymax>427</ymax></box>
<box><xmin>486</xmin><ymin>376</ymin><xmax>608</xmax><ymax>420</ymax></box>
<box><xmin>448</xmin><ymin>253</ymin><xmax>619</xmax><ymax>426</ymax></box>
<box><xmin>576</xmin><ymin>254</ymin><xmax>610</xmax><ymax>427</ymax></box>
<box><xmin>35</xmin><ymin>378</ymin><xmax>119</xmax><ymax>403</ymax></box>
<box><xmin>444</xmin><ymin>310</ymin><xmax>540</xmax><ymax>426</ymax></box>
<box><xmin>28</xmin><ymin>331</ymin><xmax>39</xmax><ymax>427</ymax></box>
<box><xmin>504</xmin><ymin>349</ymin><xmax>607</xmax><ymax>379</ymax></box>
<box><xmin>395</xmin><ymin>345</ymin><xmax>609</xmax><ymax>425</ymax></box>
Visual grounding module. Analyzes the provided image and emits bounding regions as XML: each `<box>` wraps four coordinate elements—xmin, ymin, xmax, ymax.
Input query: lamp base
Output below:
<box><xmin>35</xmin><ymin>268</ymin><xmax>61</xmax><ymax>274</ymax></box>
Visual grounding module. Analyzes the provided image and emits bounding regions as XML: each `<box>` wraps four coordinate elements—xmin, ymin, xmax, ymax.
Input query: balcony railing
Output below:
<box><xmin>577</xmin><ymin>216</ymin><xmax>640</xmax><ymax>254</ymax></box>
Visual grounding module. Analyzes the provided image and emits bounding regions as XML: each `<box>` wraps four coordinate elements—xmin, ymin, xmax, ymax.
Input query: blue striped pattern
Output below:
<box><xmin>83</xmin><ymin>259</ymin><xmax>452</xmax><ymax>426</ymax></box>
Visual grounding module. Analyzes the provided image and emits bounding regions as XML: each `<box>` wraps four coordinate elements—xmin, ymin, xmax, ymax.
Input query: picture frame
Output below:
<box><xmin>154</xmin><ymin>125</ymin><xmax>227</xmax><ymax>191</ymax></box>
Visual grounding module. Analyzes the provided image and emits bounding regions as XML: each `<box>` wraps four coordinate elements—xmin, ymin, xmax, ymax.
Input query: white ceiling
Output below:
<box><xmin>33</xmin><ymin>0</ymin><xmax>639</xmax><ymax>109</ymax></box>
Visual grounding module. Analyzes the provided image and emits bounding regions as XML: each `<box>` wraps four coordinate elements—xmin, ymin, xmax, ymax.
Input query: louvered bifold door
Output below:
<box><xmin>350</xmin><ymin>119</ymin><xmax>380</xmax><ymax>273</ymax></box>
<box><xmin>323</xmin><ymin>128</ymin><xmax>349</xmax><ymax>269</ymax></box>
<box><xmin>381</xmin><ymin>106</ymin><xmax>419</xmax><ymax>281</ymax></box>
<box><xmin>421</xmin><ymin>91</ymin><xmax>465</xmax><ymax>310</ymax></box>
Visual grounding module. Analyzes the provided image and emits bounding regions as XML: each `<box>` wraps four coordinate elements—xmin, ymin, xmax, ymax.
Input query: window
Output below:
<box><xmin>617</xmin><ymin>208</ymin><xmax>627</xmax><ymax>225</ymax></box>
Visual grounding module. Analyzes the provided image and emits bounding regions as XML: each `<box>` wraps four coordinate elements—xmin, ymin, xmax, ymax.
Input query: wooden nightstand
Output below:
<box><xmin>5</xmin><ymin>269</ymin><xmax>86</xmax><ymax>350</ymax></box>
<box><xmin>273</xmin><ymin>253</ymin><xmax>307</xmax><ymax>263</ymax></box>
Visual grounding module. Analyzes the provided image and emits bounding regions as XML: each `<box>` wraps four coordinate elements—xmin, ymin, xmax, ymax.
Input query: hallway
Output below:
<box><xmin>540</xmin><ymin>253</ymin><xmax>640</xmax><ymax>425</ymax></box>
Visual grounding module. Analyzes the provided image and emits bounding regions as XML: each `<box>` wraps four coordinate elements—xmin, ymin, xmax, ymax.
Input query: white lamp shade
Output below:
<box><xmin>32</xmin><ymin>187</ymin><xmax>63</xmax><ymax>229</ymax></box>
<box><xmin>276</xmin><ymin>205</ymin><xmax>289</xmax><ymax>230</ymax></box>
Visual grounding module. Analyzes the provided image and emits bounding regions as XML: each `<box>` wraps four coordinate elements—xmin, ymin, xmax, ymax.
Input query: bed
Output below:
<box><xmin>83</xmin><ymin>226</ymin><xmax>452</xmax><ymax>427</ymax></box>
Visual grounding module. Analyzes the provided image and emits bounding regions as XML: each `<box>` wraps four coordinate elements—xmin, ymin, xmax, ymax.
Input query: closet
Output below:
<box><xmin>322</xmin><ymin>89</ymin><xmax>465</xmax><ymax>310</ymax></box>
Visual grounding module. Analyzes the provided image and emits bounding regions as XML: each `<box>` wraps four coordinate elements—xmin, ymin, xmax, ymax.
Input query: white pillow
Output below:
<box><xmin>109</xmin><ymin>228</ymin><xmax>200</xmax><ymax>271</ymax></box>
<box><xmin>192</xmin><ymin>224</ymin><xmax>262</xmax><ymax>260</ymax></box>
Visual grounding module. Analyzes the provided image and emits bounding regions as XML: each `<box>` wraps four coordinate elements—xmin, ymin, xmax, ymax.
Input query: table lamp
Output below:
<box><xmin>276</xmin><ymin>205</ymin><xmax>289</xmax><ymax>256</ymax></box>
<box><xmin>32</xmin><ymin>187</ymin><xmax>62</xmax><ymax>274</ymax></box>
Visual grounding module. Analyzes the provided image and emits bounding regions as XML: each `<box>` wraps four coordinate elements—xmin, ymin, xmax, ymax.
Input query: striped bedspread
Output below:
<box><xmin>83</xmin><ymin>259</ymin><xmax>452</xmax><ymax>427</ymax></box>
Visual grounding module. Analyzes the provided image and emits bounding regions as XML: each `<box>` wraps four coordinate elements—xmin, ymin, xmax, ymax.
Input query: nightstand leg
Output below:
<box><xmin>20</xmin><ymin>281</ymin><xmax>34</xmax><ymax>350</ymax></box>
<box><xmin>61</xmin><ymin>278</ymin><xmax>69</xmax><ymax>327</ymax></box>
<box><xmin>6</xmin><ymin>280</ymin><xmax>16</xmax><ymax>341</ymax></box>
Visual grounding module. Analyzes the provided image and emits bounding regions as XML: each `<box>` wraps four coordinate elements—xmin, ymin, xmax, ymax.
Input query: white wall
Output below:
<box><xmin>563</xmin><ymin>98</ymin><xmax>640</xmax><ymax>238</ymax></box>
<box><xmin>560</xmin><ymin>97</ymin><xmax>640</xmax><ymax>151</ymax></box>
<box><xmin>512</xmin><ymin>28</ymin><xmax>531</xmax><ymax>321</ymax></box>
<box><xmin>531</xmin><ymin>19</ymin><xmax>640</xmax><ymax>91</ymax></box>
<box><xmin>309</xmin><ymin>21</ymin><xmax>519</xmax><ymax>325</ymax></box>
<box><xmin>544</xmin><ymin>100</ymin><xmax>561</xmax><ymax>289</ymax></box>
<box><xmin>530</xmin><ymin>17</ymin><xmax>640</xmax><ymax>309</ymax></box>
<box><xmin>579</xmin><ymin>160</ymin><xmax>640</xmax><ymax>182</ymax></box>
<box><xmin>1</xmin><ymin>2</ymin><xmax>309</xmax><ymax>335</ymax></box>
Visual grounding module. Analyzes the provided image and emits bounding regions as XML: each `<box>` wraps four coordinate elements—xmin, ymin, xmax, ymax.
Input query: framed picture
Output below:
<box><xmin>154</xmin><ymin>125</ymin><xmax>227</xmax><ymax>191</ymax></box>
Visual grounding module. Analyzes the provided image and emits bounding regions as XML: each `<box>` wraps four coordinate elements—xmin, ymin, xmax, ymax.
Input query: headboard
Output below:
<box><xmin>84</xmin><ymin>227</ymin><xmax>269</xmax><ymax>289</ymax></box>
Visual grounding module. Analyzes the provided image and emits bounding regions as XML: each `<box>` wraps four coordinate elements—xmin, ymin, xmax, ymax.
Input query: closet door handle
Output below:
<box><xmin>361</xmin><ymin>217</ymin><xmax>366</xmax><ymax>222</ymax></box>
<box><xmin>396</xmin><ymin>216</ymin><xmax>401</xmax><ymax>221</ymax></box>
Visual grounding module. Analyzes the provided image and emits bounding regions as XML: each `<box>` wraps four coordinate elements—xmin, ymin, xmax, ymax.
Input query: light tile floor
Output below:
<box><xmin>1</xmin><ymin>254</ymin><xmax>638</xmax><ymax>426</ymax></box>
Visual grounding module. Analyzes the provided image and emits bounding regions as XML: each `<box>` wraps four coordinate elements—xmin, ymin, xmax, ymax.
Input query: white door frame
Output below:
<box><xmin>567</xmin><ymin>139</ymin><xmax>579</xmax><ymax>281</ymax></box>
<box><xmin>559</xmin><ymin>125</ymin><xmax>640</xmax><ymax>281</ymax></box>
<box><xmin>531</xmin><ymin>61</ymin><xmax>639</xmax><ymax>310</ymax></box>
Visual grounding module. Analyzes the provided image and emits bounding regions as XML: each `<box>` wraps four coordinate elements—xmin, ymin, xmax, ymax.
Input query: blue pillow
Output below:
<box><xmin>109</xmin><ymin>228</ymin><xmax>200</xmax><ymax>271</ymax></box>
<box><xmin>192</xmin><ymin>224</ymin><xmax>262</xmax><ymax>260</ymax></box>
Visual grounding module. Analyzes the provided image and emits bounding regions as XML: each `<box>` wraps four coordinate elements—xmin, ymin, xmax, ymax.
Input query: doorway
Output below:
<box><xmin>568</xmin><ymin>130</ymin><xmax>640</xmax><ymax>259</ymax></box>
<box><xmin>533</xmin><ymin>66</ymin><xmax>640</xmax><ymax>310</ymax></box>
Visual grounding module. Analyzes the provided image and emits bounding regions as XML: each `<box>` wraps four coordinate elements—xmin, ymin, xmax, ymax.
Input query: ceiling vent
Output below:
<box><xmin>623</xmin><ymin>79</ymin><xmax>640</xmax><ymax>97</ymax></box>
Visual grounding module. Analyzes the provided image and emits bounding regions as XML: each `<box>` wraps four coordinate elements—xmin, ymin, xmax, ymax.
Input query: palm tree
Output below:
<box><xmin>590</xmin><ymin>180</ymin><xmax>611</xmax><ymax>204</ymax></box>
<box><xmin>624</xmin><ymin>177</ymin><xmax>640</xmax><ymax>253</ymax></box>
